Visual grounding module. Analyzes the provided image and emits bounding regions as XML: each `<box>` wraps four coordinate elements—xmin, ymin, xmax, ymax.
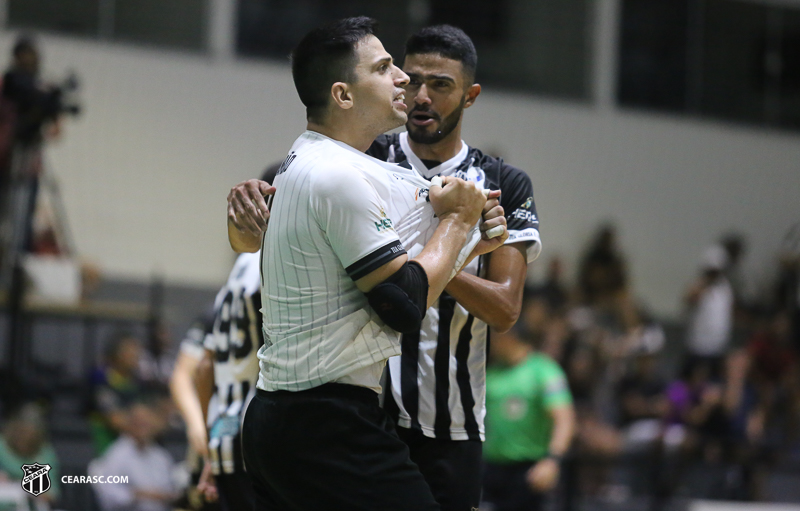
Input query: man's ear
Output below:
<box><xmin>464</xmin><ymin>83</ymin><xmax>481</xmax><ymax>109</ymax></box>
<box><xmin>331</xmin><ymin>82</ymin><xmax>354</xmax><ymax>110</ymax></box>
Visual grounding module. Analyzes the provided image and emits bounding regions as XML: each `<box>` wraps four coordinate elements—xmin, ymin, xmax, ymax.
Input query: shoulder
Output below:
<box><xmin>310</xmin><ymin>158</ymin><xmax>371</xmax><ymax>200</ymax></box>
<box><xmin>467</xmin><ymin>147</ymin><xmax>532</xmax><ymax>189</ymax></box>
<box><xmin>530</xmin><ymin>354</ymin><xmax>565</xmax><ymax>377</ymax></box>
<box><xmin>366</xmin><ymin>133</ymin><xmax>400</xmax><ymax>160</ymax></box>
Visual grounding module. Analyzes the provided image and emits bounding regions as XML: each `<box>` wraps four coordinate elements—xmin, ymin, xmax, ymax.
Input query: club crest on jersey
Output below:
<box><xmin>453</xmin><ymin>165</ymin><xmax>486</xmax><ymax>185</ymax></box>
<box><xmin>21</xmin><ymin>463</ymin><xmax>51</xmax><ymax>497</ymax></box>
<box><xmin>276</xmin><ymin>152</ymin><xmax>296</xmax><ymax>176</ymax></box>
<box><xmin>522</xmin><ymin>197</ymin><xmax>533</xmax><ymax>209</ymax></box>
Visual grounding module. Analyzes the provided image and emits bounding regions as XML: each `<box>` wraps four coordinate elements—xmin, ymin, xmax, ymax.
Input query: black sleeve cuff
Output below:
<box><xmin>346</xmin><ymin>240</ymin><xmax>406</xmax><ymax>281</ymax></box>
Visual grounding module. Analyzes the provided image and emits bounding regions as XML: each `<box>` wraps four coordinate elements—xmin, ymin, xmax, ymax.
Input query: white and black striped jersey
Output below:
<box><xmin>177</xmin><ymin>307</ymin><xmax>215</xmax><ymax>362</ymax></box>
<box><xmin>257</xmin><ymin>131</ymin><xmax>481</xmax><ymax>394</ymax></box>
<box><xmin>203</xmin><ymin>251</ymin><xmax>263</xmax><ymax>475</ymax></box>
<box><xmin>368</xmin><ymin>132</ymin><xmax>542</xmax><ymax>441</ymax></box>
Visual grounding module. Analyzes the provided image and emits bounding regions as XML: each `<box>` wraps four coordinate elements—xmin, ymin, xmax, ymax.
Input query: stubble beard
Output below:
<box><xmin>407</xmin><ymin>96</ymin><xmax>466</xmax><ymax>145</ymax></box>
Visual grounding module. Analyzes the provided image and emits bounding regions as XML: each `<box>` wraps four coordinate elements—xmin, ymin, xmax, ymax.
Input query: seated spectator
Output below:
<box><xmin>747</xmin><ymin>310</ymin><xmax>797</xmax><ymax>388</ymax></box>
<box><xmin>482</xmin><ymin>326</ymin><xmax>576</xmax><ymax>511</ymax></box>
<box><xmin>0</xmin><ymin>403</ymin><xmax>60</xmax><ymax>507</ymax></box>
<box><xmin>89</xmin><ymin>402</ymin><xmax>177</xmax><ymax>511</ymax></box>
<box><xmin>616</xmin><ymin>345</ymin><xmax>671</xmax><ymax>454</ymax></box>
<box><xmin>89</xmin><ymin>331</ymin><xmax>147</xmax><ymax>454</ymax></box>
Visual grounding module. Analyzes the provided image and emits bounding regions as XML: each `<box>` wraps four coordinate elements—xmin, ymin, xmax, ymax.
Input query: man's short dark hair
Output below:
<box><xmin>291</xmin><ymin>17</ymin><xmax>377</xmax><ymax>122</ymax></box>
<box><xmin>404</xmin><ymin>25</ymin><xmax>477</xmax><ymax>83</ymax></box>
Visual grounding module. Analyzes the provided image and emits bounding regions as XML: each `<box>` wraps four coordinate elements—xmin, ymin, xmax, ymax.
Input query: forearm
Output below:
<box><xmin>228</xmin><ymin>219</ymin><xmax>262</xmax><ymax>253</ymax></box>
<box><xmin>195</xmin><ymin>351</ymin><xmax>215</xmax><ymax>421</ymax></box>
<box><xmin>444</xmin><ymin>244</ymin><xmax>527</xmax><ymax>332</ymax></box>
<box><xmin>548</xmin><ymin>405</ymin><xmax>576</xmax><ymax>457</ymax></box>
<box><xmin>168</xmin><ymin>357</ymin><xmax>206</xmax><ymax>435</ymax></box>
<box><xmin>412</xmin><ymin>218</ymin><xmax>472</xmax><ymax>308</ymax></box>
<box><xmin>445</xmin><ymin>271</ymin><xmax>520</xmax><ymax>331</ymax></box>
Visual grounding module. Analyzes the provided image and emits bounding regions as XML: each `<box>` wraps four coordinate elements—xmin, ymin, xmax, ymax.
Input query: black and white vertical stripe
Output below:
<box><xmin>385</xmin><ymin>285</ymin><xmax>488</xmax><ymax>441</ymax></box>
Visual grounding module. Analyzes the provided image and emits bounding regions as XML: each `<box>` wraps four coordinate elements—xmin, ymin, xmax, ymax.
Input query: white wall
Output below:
<box><xmin>2</xmin><ymin>31</ymin><xmax>798</xmax><ymax>318</ymax></box>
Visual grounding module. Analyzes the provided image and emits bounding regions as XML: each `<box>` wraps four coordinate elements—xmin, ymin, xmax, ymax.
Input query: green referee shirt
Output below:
<box><xmin>484</xmin><ymin>353</ymin><xmax>572</xmax><ymax>463</ymax></box>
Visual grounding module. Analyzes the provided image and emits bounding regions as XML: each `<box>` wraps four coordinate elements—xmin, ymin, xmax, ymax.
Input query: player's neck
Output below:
<box><xmin>406</xmin><ymin>125</ymin><xmax>463</xmax><ymax>164</ymax></box>
<box><xmin>307</xmin><ymin>121</ymin><xmax>376</xmax><ymax>153</ymax></box>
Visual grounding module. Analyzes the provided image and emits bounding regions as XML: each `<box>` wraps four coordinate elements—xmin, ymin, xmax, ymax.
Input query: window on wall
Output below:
<box><xmin>619</xmin><ymin>0</ymin><xmax>800</xmax><ymax>131</ymax></box>
<box><xmin>236</xmin><ymin>0</ymin><xmax>591</xmax><ymax>99</ymax></box>
<box><xmin>7</xmin><ymin>0</ymin><xmax>207</xmax><ymax>51</ymax></box>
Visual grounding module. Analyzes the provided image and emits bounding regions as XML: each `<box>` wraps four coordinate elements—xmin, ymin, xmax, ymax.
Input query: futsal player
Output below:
<box><xmin>228</xmin><ymin>18</ymin><xmax>505</xmax><ymax>510</ymax></box>
<box><xmin>365</xmin><ymin>25</ymin><xmax>543</xmax><ymax>511</ymax></box>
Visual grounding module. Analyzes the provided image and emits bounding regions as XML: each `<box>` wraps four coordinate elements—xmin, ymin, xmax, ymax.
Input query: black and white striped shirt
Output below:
<box><xmin>368</xmin><ymin>132</ymin><xmax>542</xmax><ymax>441</ymax></box>
<box><xmin>203</xmin><ymin>251</ymin><xmax>263</xmax><ymax>475</ymax></box>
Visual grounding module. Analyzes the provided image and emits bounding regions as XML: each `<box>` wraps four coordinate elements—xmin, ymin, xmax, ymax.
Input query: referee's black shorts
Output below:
<box><xmin>242</xmin><ymin>383</ymin><xmax>440</xmax><ymax>511</ymax></box>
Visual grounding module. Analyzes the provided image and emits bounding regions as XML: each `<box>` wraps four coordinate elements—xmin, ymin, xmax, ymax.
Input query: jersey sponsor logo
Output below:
<box><xmin>21</xmin><ymin>463</ymin><xmax>51</xmax><ymax>497</ymax></box>
<box><xmin>375</xmin><ymin>218</ymin><xmax>394</xmax><ymax>232</ymax></box>
<box><xmin>375</xmin><ymin>207</ymin><xmax>394</xmax><ymax>232</ymax></box>
<box><xmin>522</xmin><ymin>196</ymin><xmax>533</xmax><ymax>209</ymax></box>
<box><xmin>511</xmin><ymin>208</ymin><xmax>537</xmax><ymax>223</ymax></box>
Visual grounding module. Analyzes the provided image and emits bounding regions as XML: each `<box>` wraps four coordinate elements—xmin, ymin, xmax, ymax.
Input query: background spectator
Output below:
<box><xmin>89</xmin><ymin>402</ymin><xmax>177</xmax><ymax>511</ymax></box>
<box><xmin>683</xmin><ymin>245</ymin><xmax>734</xmax><ymax>380</ymax></box>
<box><xmin>0</xmin><ymin>402</ymin><xmax>60</xmax><ymax>508</ymax></box>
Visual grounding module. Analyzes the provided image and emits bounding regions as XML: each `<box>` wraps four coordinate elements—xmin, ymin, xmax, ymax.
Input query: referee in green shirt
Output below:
<box><xmin>482</xmin><ymin>326</ymin><xmax>576</xmax><ymax>511</ymax></box>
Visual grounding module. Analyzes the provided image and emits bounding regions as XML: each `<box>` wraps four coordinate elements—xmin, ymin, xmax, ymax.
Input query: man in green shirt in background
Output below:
<box><xmin>483</xmin><ymin>326</ymin><xmax>576</xmax><ymax>511</ymax></box>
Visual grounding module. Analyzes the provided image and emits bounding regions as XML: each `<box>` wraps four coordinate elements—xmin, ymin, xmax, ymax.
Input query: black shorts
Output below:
<box><xmin>482</xmin><ymin>461</ymin><xmax>544</xmax><ymax>511</ymax></box>
<box><xmin>216</xmin><ymin>470</ymin><xmax>256</xmax><ymax>511</ymax></box>
<box><xmin>396</xmin><ymin>426</ymin><xmax>482</xmax><ymax>511</ymax></box>
<box><xmin>242</xmin><ymin>384</ymin><xmax>439</xmax><ymax>511</ymax></box>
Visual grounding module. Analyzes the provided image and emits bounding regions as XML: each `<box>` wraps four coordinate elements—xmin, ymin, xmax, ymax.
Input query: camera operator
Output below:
<box><xmin>1</xmin><ymin>36</ymin><xmax>69</xmax><ymax>148</ymax></box>
<box><xmin>0</xmin><ymin>36</ymin><xmax>82</xmax><ymax>389</ymax></box>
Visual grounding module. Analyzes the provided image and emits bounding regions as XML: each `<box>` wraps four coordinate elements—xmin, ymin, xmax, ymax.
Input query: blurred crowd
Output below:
<box><xmin>511</xmin><ymin>225</ymin><xmax>800</xmax><ymax>505</ymax></box>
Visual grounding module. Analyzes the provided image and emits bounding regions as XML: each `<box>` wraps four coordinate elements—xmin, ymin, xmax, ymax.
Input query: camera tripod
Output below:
<box><xmin>0</xmin><ymin>141</ymin><xmax>75</xmax><ymax>395</ymax></box>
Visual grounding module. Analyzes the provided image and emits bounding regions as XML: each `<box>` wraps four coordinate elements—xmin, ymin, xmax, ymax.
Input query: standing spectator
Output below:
<box><xmin>482</xmin><ymin>327</ymin><xmax>575</xmax><ymax>511</ymax></box>
<box><xmin>684</xmin><ymin>245</ymin><xmax>734</xmax><ymax>379</ymax></box>
<box><xmin>89</xmin><ymin>402</ymin><xmax>177</xmax><ymax>511</ymax></box>
<box><xmin>577</xmin><ymin>225</ymin><xmax>639</xmax><ymax>333</ymax></box>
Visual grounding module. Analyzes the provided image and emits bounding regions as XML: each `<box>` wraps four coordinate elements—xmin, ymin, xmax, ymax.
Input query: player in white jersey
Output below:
<box><xmin>226</xmin><ymin>18</ymin><xmax>507</xmax><ymax>511</ymax></box>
